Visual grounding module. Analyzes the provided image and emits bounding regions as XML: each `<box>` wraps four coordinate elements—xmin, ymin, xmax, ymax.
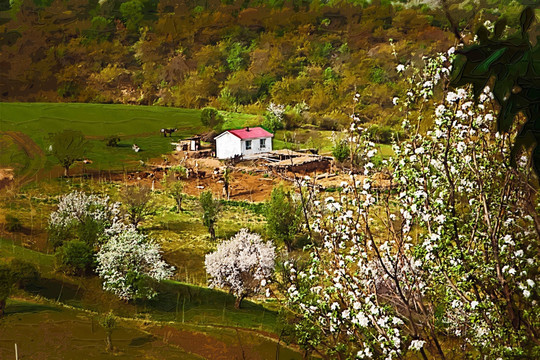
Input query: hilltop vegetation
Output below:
<box><xmin>1</xmin><ymin>0</ymin><xmax>532</xmax><ymax>132</ymax></box>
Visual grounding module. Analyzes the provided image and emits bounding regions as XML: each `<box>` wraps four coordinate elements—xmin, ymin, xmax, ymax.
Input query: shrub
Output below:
<box><xmin>104</xmin><ymin>135</ymin><xmax>120</xmax><ymax>147</ymax></box>
<box><xmin>9</xmin><ymin>259</ymin><xmax>39</xmax><ymax>289</ymax></box>
<box><xmin>77</xmin><ymin>216</ymin><xmax>104</xmax><ymax>246</ymax></box>
<box><xmin>0</xmin><ymin>264</ymin><xmax>13</xmax><ymax>317</ymax></box>
<box><xmin>55</xmin><ymin>240</ymin><xmax>94</xmax><ymax>276</ymax></box>
<box><xmin>318</xmin><ymin>116</ymin><xmax>340</xmax><ymax>130</ymax></box>
<box><xmin>5</xmin><ymin>214</ymin><xmax>22</xmax><ymax>232</ymax></box>
<box><xmin>332</xmin><ymin>141</ymin><xmax>350</xmax><ymax>162</ymax></box>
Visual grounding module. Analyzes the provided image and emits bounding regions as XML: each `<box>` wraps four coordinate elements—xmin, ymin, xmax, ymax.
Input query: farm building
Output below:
<box><xmin>214</xmin><ymin>127</ymin><xmax>273</xmax><ymax>159</ymax></box>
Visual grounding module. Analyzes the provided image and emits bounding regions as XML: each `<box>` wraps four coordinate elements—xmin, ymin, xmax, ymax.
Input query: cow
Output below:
<box><xmin>160</xmin><ymin>128</ymin><xmax>177</xmax><ymax>137</ymax></box>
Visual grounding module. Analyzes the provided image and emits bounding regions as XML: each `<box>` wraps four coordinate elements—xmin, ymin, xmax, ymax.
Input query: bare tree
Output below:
<box><xmin>121</xmin><ymin>185</ymin><xmax>152</xmax><ymax>227</ymax></box>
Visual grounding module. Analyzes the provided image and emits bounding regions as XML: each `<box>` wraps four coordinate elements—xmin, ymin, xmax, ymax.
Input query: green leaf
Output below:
<box><xmin>472</xmin><ymin>48</ymin><xmax>507</xmax><ymax>75</ymax></box>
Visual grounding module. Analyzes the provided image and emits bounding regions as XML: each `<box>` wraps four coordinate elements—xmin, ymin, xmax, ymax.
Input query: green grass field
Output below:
<box><xmin>1</xmin><ymin>299</ymin><xmax>302</xmax><ymax>359</ymax></box>
<box><xmin>0</xmin><ymin>103</ymin><xmax>256</xmax><ymax>176</ymax></box>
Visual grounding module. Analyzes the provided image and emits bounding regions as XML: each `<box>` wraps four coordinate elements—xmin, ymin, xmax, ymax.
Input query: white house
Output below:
<box><xmin>214</xmin><ymin>127</ymin><xmax>273</xmax><ymax>159</ymax></box>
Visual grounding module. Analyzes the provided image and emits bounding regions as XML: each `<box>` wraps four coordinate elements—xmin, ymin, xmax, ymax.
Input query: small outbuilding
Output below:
<box><xmin>176</xmin><ymin>136</ymin><xmax>201</xmax><ymax>152</ymax></box>
<box><xmin>214</xmin><ymin>127</ymin><xmax>273</xmax><ymax>159</ymax></box>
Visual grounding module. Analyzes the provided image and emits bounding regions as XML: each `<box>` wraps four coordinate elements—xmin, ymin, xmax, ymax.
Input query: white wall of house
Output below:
<box><xmin>240</xmin><ymin>137</ymin><xmax>272</xmax><ymax>156</ymax></box>
<box><xmin>215</xmin><ymin>132</ymin><xmax>273</xmax><ymax>159</ymax></box>
<box><xmin>215</xmin><ymin>132</ymin><xmax>242</xmax><ymax>159</ymax></box>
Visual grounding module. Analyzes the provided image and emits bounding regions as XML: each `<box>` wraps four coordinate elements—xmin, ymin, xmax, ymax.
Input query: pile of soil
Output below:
<box><xmin>0</xmin><ymin>168</ymin><xmax>14</xmax><ymax>190</ymax></box>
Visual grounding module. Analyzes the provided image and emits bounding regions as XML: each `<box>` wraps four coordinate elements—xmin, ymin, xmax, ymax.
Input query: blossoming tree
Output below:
<box><xmin>96</xmin><ymin>228</ymin><xmax>174</xmax><ymax>301</ymax></box>
<box><xmin>205</xmin><ymin>229</ymin><xmax>275</xmax><ymax>308</ymax></box>
<box><xmin>283</xmin><ymin>51</ymin><xmax>539</xmax><ymax>359</ymax></box>
<box><xmin>49</xmin><ymin>191</ymin><xmax>122</xmax><ymax>247</ymax></box>
<box><xmin>49</xmin><ymin>190</ymin><xmax>174</xmax><ymax>300</ymax></box>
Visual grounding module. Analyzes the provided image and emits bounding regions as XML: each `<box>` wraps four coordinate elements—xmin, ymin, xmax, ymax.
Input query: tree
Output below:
<box><xmin>99</xmin><ymin>310</ymin><xmax>117</xmax><ymax>352</ymax></box>
<box><xmin>121</xmin><ymin>185</ymin><xmax>152</xmax><ymax>227</ymax></box>
<box><xmin>0</xmin><ymin>264</ymin><xmax>12</xmax><ymax>317</ymax></box>
<box><xmin>49</xmin><ymin>130</ymin><xmax>89</xmax><ymax>177</ymax></box>
<box><xmin>205</xmin><ymin>229</ymin><xmax>275</xmax><ymax>309</ymax></box>
<box><xmin>199</xmin><ymin>191</ymin><xmax>221</xmax><ymax>241</ymax></box>
<box><xmin>162</xmin><ymin>172</ymin><xmax>185</xmax><ymax>212</ymax></box>
<box><xmin>223</xmin><ymin>166</ymin><xmax>231</xmax><ymax>200</ymax></box>
<box><xmin>120</xmin><ymin>0</ymin><xmax>144</xmax><ymax>32</ymax></box>
<box><xmin>262</xmin><ymin>103</ymin><xmax>285</xmax><ymax>133</ymax></box>
<box><xmin>49</xmin><ymin>191</ymin><xmax>120</xmax><ymax>248</ymax></box>
<box><xmin>265</xmin><ymin>185</ymin><xmax>301</xmax><ymax>252</ymax></box>
<box><xmin>95</xmin><ymin>229</ymin><xmax>174</xmax><ymax>301</ymax></box>
<box><xmin>284</xmin><ymin>53</ymin><xmax>540</xmax><ymax>359</ymax></box>
<box><xmin>55</xmin><ymin>240</ymin><xmax>94</xmax><ymax>276</ymax></box>
<box><xmin>200</xmin><ymin>107</ymin><xmax>224</xmax><ymax>132</ymax></box>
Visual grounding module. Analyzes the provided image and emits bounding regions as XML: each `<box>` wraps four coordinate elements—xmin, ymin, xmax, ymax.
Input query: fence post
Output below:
<box><xmin>182</xmin><ymin>297</ymin><xmax>185</xmax><ymax>324</ymax></box>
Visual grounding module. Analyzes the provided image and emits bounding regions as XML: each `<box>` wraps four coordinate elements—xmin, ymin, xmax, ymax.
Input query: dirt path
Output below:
<box><xmin>0</xmin><ymin>131</ymin><xmax>46</xmax><ymax>188</ymax></box>
<box><xmin>3</xmin><ymin>131</ymin><xmax>45</xmax><ymax>158</ymax></box>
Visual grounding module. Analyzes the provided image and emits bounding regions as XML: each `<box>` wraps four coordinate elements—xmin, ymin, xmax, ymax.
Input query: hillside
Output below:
<box><xmin>1</xmin><ymin>0</ymin><xmax>530</xmax><ymax>131</ymax></box>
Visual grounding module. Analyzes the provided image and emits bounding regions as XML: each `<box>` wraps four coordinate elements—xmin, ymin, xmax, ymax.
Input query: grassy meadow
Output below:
<box><xmin>0</xmin><ymin>102</ymin><xmax>390</xmax><ymax>358</ymax></box>
<box><xmin>0</xmin><ymin>102</ymin><xmax>255</xmax><ymax>178</ymax></box>
<box><xmin>0</xmin><ymin>299</ymin><xmax>301</xmax><ymax>359</ymax></box>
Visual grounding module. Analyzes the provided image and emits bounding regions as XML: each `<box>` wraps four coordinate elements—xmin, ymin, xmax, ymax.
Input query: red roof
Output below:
<box><xmin>228</xmin><ymin>127</ymin><xmax>273</xmax><ymax>140</ymax></box>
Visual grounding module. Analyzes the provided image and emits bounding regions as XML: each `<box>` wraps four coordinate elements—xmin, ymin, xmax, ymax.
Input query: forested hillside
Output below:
<box><xmin>0</xmin><ymin>0</ymin><xmax>532</xmax><ymax>129</ymax></box>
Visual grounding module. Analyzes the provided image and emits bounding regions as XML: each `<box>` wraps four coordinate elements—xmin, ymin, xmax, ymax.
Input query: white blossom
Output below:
<box><xmin>205</xmin><ymin>229</ymin><xmax>275</xmax><ymax>303</ymax></box>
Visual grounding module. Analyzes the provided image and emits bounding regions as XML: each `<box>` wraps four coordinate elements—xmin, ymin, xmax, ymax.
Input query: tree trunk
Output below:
<box><xmin>64</xmin><ymin>166</ymin><xmax>69</xmax><ymax>177</ymax></box>
<box><xmin>0</xmin><ymin>298</ymin><xmax>5</xmax><ymax>317</ymax></box>
<box><xmin>210</xmin><ymin>225</ymin><xmax>215</xmax><ymax>241</ymax></box>
<box><xmin>176</xmin><ymin>197</ymin><xmax>183</xmax><ymax>212</ymax></box>
<box><xmin>105</xmin><ymin>332</ymin><xmax>112</xmax><ymax>352</ymax></box>
<box><xmin>235</xmin><ymin>294</ymin><xmax>246</xmax><ymax>309</ymax></box>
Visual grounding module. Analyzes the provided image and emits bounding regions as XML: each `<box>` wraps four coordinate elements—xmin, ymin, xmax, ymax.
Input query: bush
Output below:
<box><xmin>366</xmin><ymin>125</ymin><xmax>401</xmax><ymax>144</ymax></box>
<box><xmin>48</xmin><ymin>225</ymin><xmax>70</xmax><ymax>249</ymax></box>
<box><xmin>5</xmin><ymin>214</ymin><xmax>22</xmax><ymax>232</ymax></box>
<box><xmin>332</xmin><ymin>141</ymin><xmax>350</xmax><ymax>163</ymax></box>
<box><xmin>76</xmin><ymin>216</ymin><xmax>104</xmax><ymax>246</ymax></box>
<box><xmin>10</xmin><ymin>259</ymin><xmax>39</xmax><ymax>289</ymax></box>
<box><xmin>104</xmin><ymin>135</ymin><xmax>120</xmax><ymax>147</ymax></box>
<box><xmin>55</xmin><ymin>240</ymin><xmax>94</xmax><ymax>276</ymax></box>
<box><xmin>319</xmin><ymin>116</ymin><xmax>340</xmax><ymax>130</ymax></box>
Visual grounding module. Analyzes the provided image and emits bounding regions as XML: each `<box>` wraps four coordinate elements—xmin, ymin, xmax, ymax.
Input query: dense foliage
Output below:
<box><xmin>450</xmin><ymin>6</ymin><xmax>540</xmax><ymax>174</ymax></box>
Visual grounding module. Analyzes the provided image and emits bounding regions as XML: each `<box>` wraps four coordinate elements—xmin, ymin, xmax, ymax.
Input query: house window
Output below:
<box><xmin>260</xmin><ymin>138</ymin><xmax>266</xmax><ymax>149</ymax></box>
<box><xmin>246</xmin><ymin>140</ymin><xmax>252</xmax><ymax>150</ymax></box>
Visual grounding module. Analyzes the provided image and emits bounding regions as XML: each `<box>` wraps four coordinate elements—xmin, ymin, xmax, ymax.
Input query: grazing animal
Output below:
<box><xmin>160</xmin><ymin>128</ymin><xmax>177</xmax><ymax>137</ymax></box>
